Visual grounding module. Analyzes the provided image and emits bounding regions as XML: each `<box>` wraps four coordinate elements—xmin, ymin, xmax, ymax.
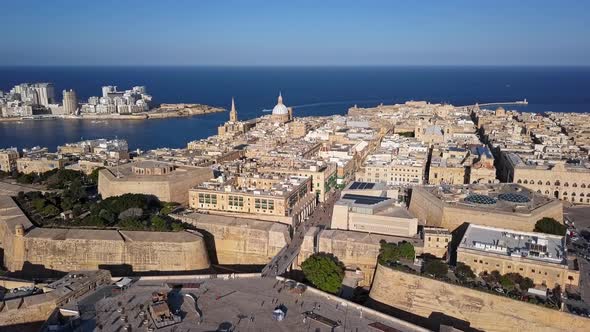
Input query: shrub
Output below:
<box><xmin>150</xmin><ymin>215</ymin><xmax>169</xmax><ymax>232</ymax></box>
<box><xmin>423</xmin><ymin>258</ymin><xmax>448</xmax><ymax>278</ymax></box>
<box><xmin>534</xmin><ymin>217</ymin><xmax>566</xmax><ymax>235</ymax></box>
<box><xmin>455</xmin><ymin>262</ymin><xmax>476</xmax><ymax>281</ymax></box>
<box><xmin>378</xmin><ymin>240</ymin><xmax>415</xmax><ymax>265</ymax></box>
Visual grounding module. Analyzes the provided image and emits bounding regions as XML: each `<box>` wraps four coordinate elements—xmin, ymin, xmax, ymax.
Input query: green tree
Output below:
<box><xmin>89</xmin><ymin>167</ymin><xmax>105</xmax><ymax>185</ymax></box>
<box><xmin>98</xmin><ymin>209</ymin><xmax>116</xmax><ymax>225</ymax></box>
<box><xmin>423</xmin><ymin>259</ymin><xmax>449</xmax><ymax>278</ymax></box>
<box><xmin>519</xmin><ymin>277</ymin><xmax>534</xmax><ymax>290</ymax></box>
<box><xmin>41</xmin><ymin>204</ymin><xmax>60</xmax><ymax>217</ymax></box>
<box><xmin>378</xmin><ymin>240</ymin><xmax>415</xmax><ymax>265</ymax></box>
<box><xmin>301</xmin><ymin>253</ymin><xmax>345</xmax><ymax>294</ymax></box>
<box><xmin>171</xmin><ymin>222</ymin><xmax>185</xmax><ymax>232</ymax></box>
<box><xmin>151</xmin><ymin>215</ymin><xmax>169</xmax><ymax>232</ymax></box>
<box><xmin>82</xmin><ymin>215</ymin><xmax>105</xmax><ymax>228</ymax></box>
<box><xmin>534</xmin><ymin>217</ymin><xmax>567</xmax><ymax>235</ymax></box>
<box><xmin>160</xmin><ymin>202</ymin><xmax>180</xmax><ymax>215</ymax></box>
<box><xmin>499</xmin><ymin>275</ymin><xmax>516</xmax><ymax>291</ymax></box>
<box><xmin>118</xmin><ymin>217</ymin><xmax>145</xmax><ymax>231</ymax></box>
<box><xmin>455</xmin><ymin>262</ymin><xmax>476</xmax><ymax>281</ymax></box>
<box><xmin>32</xmin><ymin>198</ymin><xmax>47</xmax><ymax>211</ymax></box>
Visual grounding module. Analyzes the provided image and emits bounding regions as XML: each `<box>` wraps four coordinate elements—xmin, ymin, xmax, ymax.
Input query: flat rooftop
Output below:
<box><xmin>177</xmin><ymin>212</ymin><xmax>289</xmax><ymax>233</ymax></box>
<box><xmin>459</xmin><ymin>224</ymin><xmax>566</xmax><ymax>266</ymax></box>
<box><xmin>421</xmin><ymin>183</ymin><xmax>557</xmax><ymax>213</ymax></box>
<box><xmin>337</xmin><ymin>194</ymin><xmax>414</xmax><ymax>219</ymax></box>
<box><xmin>81</xmin><ymin>276</ymin><xmax>426</xmax><ymax>332</ymax></box>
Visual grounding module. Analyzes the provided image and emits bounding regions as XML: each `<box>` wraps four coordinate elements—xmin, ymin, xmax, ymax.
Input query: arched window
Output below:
<box><xmin>563</xmin><ymin>192</ymin><xmax>568</xmax><ymax>196</ymax></box>
<box><xmin>537</xmin><ymin>181</ymin><xmax>542</xmax><ymax>185</ymax></box>
<box><xmin>564</xmin><ymin>182</ymin><xmax>569</xmax><ymax>187</ymax></box>
<box><xmin>572</xmin><ymin>192</ymin><xmax>576</xmax><ymax>196</ymax></box>
<box><xmin>537</xmin><ymin>190</ymin><xmax>541</xmax><ymax>193</ymax></box>
<box><xmin>530</xmin><ymin>180</ymin><xmax>534</xmax><ymax>185</ymax></box>
<box><xmin>545</xmin><ymin>190</ymin><xmax>549</xmax><ymax>195</ymax></box>
<box><xmin>581</xmin><ymin>193</ymin><xmax>585</xmax><ymax>197</ymax></box>
<box><xmin>573</xmin><ymin>183</ymin><xmax>578</xmax><ymax>188</ymax></box>
<box><xmin>517</xmin><ymin>179</ymin><xmax>522</xmax><ymax>184</ymax></box>
<box><xmin>580</xmin><ymin>198</ymin><xmax>584</xmax><ymax>203</ymax></box>
<box><xmin>524</xmin><ymin>180</ymin><xmax>528</xmax><ymax>184</ymax></box>
<box><xmin>546</xmin><ymin>181</ymin><xmax>551</xmax><ymax>185</ymax></box>
<box><xmin>555</xmin><ymin>180</ymin><xmax>561</xmax><ymax>186</ymax></box>
<box><xmin>582</xmin><ymin>184</ymin><xmax>586</xmax><ymax>188</ymax></box>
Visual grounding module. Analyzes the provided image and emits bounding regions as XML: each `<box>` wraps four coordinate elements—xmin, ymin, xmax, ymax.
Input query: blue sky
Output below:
<box><xmin>0</xmin><ymin>0</ymin><xmax>588</xmax><ymax>66</ymax></box>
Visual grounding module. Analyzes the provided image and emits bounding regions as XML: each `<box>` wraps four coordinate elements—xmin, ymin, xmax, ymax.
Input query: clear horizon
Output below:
<box><xmin>1</xmin><ymin>0</ymin><xmax>588</xmax><ymax>66</ymax></box>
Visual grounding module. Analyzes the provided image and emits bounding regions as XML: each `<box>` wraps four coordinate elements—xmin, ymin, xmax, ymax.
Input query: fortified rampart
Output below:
<box><xmin>0</xmin><ymin>196</ymin><xmax>210</xmax><ymax>276</ymax></box>
<box><xmin>297</xmin><ymin>228</ymin><xmax>423</xmax><ymax>287</ymax></box>
<box><xmin>0</xmin><ymin>270</ymin><xmax>112</xmax><ymax>327</ymax></box>
<box><xmin>409</xmin><ymin>186</ymin><xmax>563</xmax><ymax>232</ymax></box>
<box><xmin>98</xmin><ymin>162</ymin><xmax>212</xmax><ymax>204</ymax></box>
<box><xmin>369</xmin><ymin>264</ymin><xmax>588</xmax><ymax>332</ymax></box>
<box><xmin>172</xmin><ymin>212</ymin><xmax>290</xmax><ymax>265</ymax></box>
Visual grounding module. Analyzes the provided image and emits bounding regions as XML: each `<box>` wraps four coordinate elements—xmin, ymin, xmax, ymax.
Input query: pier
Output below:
<box><xmin>458</xmin><ymin>99</ymin><xmax>528</xmax><ymax>109</ymax></box>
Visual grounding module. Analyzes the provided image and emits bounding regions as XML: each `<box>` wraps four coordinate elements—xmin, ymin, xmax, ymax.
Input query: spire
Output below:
<box><xmin>278</xmin><ymin>91</ymin><xmax>283</xmax><ymax>105</ymax></box>
<box><xmin>229</xmin><ymin>97</ymin><xmax>237</xmax><ymax>122</ymax></box>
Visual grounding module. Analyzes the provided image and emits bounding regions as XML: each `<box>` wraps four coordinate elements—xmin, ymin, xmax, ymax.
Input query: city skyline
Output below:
<box><xmin>0</xmin><ymin>0</ymin><xmax>589</xmax><ymax>66</ymax></box>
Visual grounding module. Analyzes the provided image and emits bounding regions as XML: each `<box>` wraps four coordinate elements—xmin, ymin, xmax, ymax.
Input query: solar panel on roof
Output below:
<box><xmin>498</xmin><ymin>193</ymin><xmax>530</xmax><ymax>203</ymax></box>
<box><xmin>349</xmin><ymin>181</ymin><xmax>376</xmax><ymax>190</ymax></box>
<box><xmin>464</xmin><ymin>194</ymin><xmax>497</xmax><ymax>205</ymax></box>
<box><xmin>342</xmin><ymin>193</ymin><xmax>388</xmax><ymax>205</ymax></box>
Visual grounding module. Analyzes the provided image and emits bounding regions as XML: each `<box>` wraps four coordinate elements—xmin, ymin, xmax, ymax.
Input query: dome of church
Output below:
<box><xmin>272</xmin><ymin>93</ymin><xmax>289</xmax><ymax>115</ymax></box>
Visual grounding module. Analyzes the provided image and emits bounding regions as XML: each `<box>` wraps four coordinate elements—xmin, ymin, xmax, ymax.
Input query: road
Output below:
<box><xmin>262</xmin><ymin>189</ymin><xmax>341</xmax><ymax>277</ymax></box>
<box><xmin>563</xmin><ymin>205</ymin><xmax>590</xmax><ymax>316</ymax></box>
<box><xmin>0</xmin><ymin>180</ymin><xmax>46</xmax><ymax>195</ymax></box>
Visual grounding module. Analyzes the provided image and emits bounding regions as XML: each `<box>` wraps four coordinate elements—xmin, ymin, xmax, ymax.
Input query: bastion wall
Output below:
<box><xmin>368</xmin><ymin>264</ymin><xmax>588</xmax><ymax>332</ymax></box>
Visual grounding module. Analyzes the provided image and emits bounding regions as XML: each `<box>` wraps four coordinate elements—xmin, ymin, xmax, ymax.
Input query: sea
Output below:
<box><xmin>1</xmin><ymin>66</ymin><xmax>589</xmax><ymax>151</ymax></box>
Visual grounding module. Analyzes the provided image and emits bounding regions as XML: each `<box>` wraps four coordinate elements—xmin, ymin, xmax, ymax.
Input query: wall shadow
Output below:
<box><xmin>365</xmin><ymin>298</ymin><xmax>483</xmax><ymax>332</ymax></box>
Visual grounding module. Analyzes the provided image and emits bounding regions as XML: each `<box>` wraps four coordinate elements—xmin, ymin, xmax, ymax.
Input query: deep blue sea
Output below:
<box><xmin>1</xmin><ymin>66</ymin><xmax>589</xmax><ymax>151</ymax></box>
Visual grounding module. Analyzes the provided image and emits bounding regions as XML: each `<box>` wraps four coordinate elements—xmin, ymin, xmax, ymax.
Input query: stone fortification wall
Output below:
<box><xmin>0</xmin><ymin>293</ymin><xmax>57</xmax><ymax>326</ymax></box>
<box><xmin>297</xmin><ymin>228</ymin><xmax>423</xmax><ymax>287</ymax></box>
<box><xmin>1</xmin><ymin>196</ymin><xmax>210</xmax><ymax>275</ymax></box>
<box><xmin>409</xmin><ymin>187</ymin><xmax>563</xmax><ymax>232</ymax></box>
<box><xmin>98</xmin><ymin>166</ymin><xmax>212</xmax><ymax>204</ymax></box>
<box><xmin>369</xmin><ymin>264</ymin><xmax>588</xmax><ymax>332</ymax></box>
<box><xmin>14</xmin><ymin>230</ymin><xmax>210</xmax><ymax>274</ymax></box>
<box><xmin>173</xmin><ymin>213</ymin><xmax>289</xmax><ymax>265</ymax></box>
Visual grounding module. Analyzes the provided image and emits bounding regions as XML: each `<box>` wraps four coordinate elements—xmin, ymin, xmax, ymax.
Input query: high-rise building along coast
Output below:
<box><xmin>62</xmin><ymin>89</ymin><xmax>78</xmax><ymax>114</ymax></box>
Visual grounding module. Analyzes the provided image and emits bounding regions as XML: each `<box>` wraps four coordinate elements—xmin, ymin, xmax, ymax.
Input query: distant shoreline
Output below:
<box><xmin>0</xmin><ymin>103</ymin><xmax>225</xmax><ymax>122</ymax></box>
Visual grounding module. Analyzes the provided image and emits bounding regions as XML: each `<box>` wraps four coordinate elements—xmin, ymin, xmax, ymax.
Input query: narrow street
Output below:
<box><xmin>262</xmin><ymin>189</ymin><xmax>341</xmax><ymax>277</ymax></box>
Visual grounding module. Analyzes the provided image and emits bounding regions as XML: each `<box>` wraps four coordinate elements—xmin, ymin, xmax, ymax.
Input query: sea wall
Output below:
<box><xmin>369</xmin><ymin>264</ymin><xmax>589</xmax><ymax>332</ymax></box>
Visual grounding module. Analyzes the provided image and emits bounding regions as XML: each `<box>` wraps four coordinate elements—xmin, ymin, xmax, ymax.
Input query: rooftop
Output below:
<box><xmin>420</xmin><ymin>183</ymin><xmax>558</xmax><ymax>213</ymax></box>
<box><xmin>459</xmin><ymin>224</ymin><xmax>567</xmax><ymax>266</ymax></box>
